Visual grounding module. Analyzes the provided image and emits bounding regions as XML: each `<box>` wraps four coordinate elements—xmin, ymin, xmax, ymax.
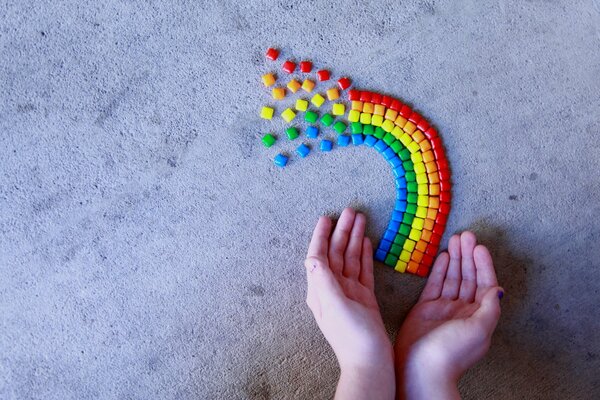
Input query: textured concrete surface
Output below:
<box><xmin>1</xmin><ymin>1</ymin><xmax>600</xmax><ymax>399</ymax></box>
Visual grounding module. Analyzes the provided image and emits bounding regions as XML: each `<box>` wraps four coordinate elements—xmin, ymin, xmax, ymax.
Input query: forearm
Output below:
<box><xmin>395</xmin><ymin>350</ymin><xmax>460</xmax><ymax>400</ymax></box>
<box><xmin>334</xmin><ymin>347</ymin><xmax>396</xmax><ymax>400</ymax></box>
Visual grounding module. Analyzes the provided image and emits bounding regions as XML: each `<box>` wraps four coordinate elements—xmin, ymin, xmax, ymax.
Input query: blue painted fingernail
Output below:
<box><xmin>498</xmin><ymin>290</ymin><xmax>504</xmax><ymax>300</ymax></box>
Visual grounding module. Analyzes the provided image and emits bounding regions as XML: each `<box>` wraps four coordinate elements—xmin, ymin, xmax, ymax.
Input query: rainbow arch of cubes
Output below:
<box><xmin>259</xmin><ymin>48</ymin><xmax>451</xmax><ymax>276</ymax></box>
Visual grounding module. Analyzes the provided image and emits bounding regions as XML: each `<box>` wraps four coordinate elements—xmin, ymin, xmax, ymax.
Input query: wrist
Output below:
<box><xmin>336</xmin><ymin>348</ymin><xmax>396</xmax><ymax>400</ymax></box>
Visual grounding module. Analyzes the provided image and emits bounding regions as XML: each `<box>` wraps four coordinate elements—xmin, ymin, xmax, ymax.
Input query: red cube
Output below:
<box><xmin>300</xmin><ymin>61</ymin><xmax>312</xmax><ymax>73</ymax></box>
<box><xmin>381</xmin><ymin>96</ymin><xmax>392</xmax><ymax>107</ymax></box>
<box><xmin>439</xmin><ymin>169</ymin><xmax>451</xmax><ymax>182</ymax></box>
<box><xmin>416</xmin><ymin>265</ymin><xmax>429</xmax><ymax>277</ymax></box>
<box><xmin>417</xmin><ymin>119</ymin><xmax>430</xmax><ymax>132</ymax></box>
<box><xmin>430</xmin><ymin>233</ymin><xmax>442</xmax><ymax>246</ymax></box>
<box><xmin>409</xmin><ymin>111</ymin><xmax>422</xmax><ymax>124</ymax></box>
<box><xmin>435</xmin><ymin>212</ymin><xmax>448</xmax><ymax>226</ymax></box>
<box><xmin>282</xmin><ymin>60</ymin><xmax>296</xmax><ymax>74</ymax></box>
<box><xmin>425</xmin><ymin>245</ymin><xmax>439</xmax><ymax>257</ymax></box>
<box><xmin>360</xmin><ymin>91</ymin><xmax>372</xmax><ymax>102</ymax></box>
<box><xmin>439</xmin><ymin>180</ymin><xmax>451</xmax><ymax>192</ymax></box>
<box><xmin>390</xmin><ymin>99</ymin><xmax>402</xmax><ymax>111</ymax></box>
<box><xmin>440</xmin><ymin>191</ymin><xmax>451</xmax><ymax>203</ymax></box>
<box><xmin>424</xmin><ymin>127</ymin><xmax>438</xmax><ymax>139</ymax></box>
<box><xmin>348</xmin><ymin>90</ymin><xmax>361</xmax><ymax>101</ymax></box>
<box><xmin>399</xmin><ymin>105</ymin><xmax>412</xmax><ymax>118</ymax></box>
<box><xmin>439</xmin><ymin>202</ymin><xmax>451</xmax><ymax>215</ymax></box>
<box><xmin>371</xmin><ymin>93</ymin><xmax>382</xmax><ymax>104</ymax></box>
<box><xmin>421</xmin><ymin>254</ymin><xmax>435</xmax><ymax>267</ymax></box>
<box><xmin>316</xmin><ymin>69</ymin><xmax>330</xmax><ymax>81</ymax></box>
<box><xmin>337</xmin><ymin>77</ymin><xmax>351</xmax><ymax>90</ymax></box>
<box><xmin>432</xmin><ymin>224</ymin><xmax>445</xmax><ymax>236</ymax></box>
<box><xmin>265</xmin><ymin>47</ymin><xmax>279</xmax><ymax>61</ymax></box>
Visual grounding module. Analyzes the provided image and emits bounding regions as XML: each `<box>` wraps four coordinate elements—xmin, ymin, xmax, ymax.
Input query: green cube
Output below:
<box><xmin>286</xmin><ymin>127</ymin><xmax>299</xmax><ymax>140</ymax></box>
<box><xmin>363</xmin><ymin>125</ymin><xmax>375</xmax><ymax>135</ymax></box>
<box><xmin>351</xmin><ymin>122</ymin><xmax>363</xmax><ymax>134</ymax></box>
<box><xmin>333</xmin><ymin>121</ymin><xmax>347</xmax><ymax>133</ymax></box>
<box><xmin>374</xmin><ymin>127</ymin><xmax>386</xmax><ymax>139</ymax></box>
<box><xmin>261</xmin><ymin>133</ymin><xmax>276</xmax><ymax>148</ymax></box>
<box><xmin>403</xmin><ymin>161</ymin><xmax>414</xmax><ymax>171</ymax></box>
<box><xmin>394</xmin><ymin>234</ymin><xmax>407</xmax><ymax>245</ymax></box>
<box><xmin>390</xmin><ymin>140</ymin><xmax>402</xmax><ymax>153</ymax></box>
<box><xmin>399</xmin><ymin>148</ymin><xmax>411</xmax><ymax>161</ymax></box>
<box><xmin>384</xmin><ymin>253</ymin><xmax>398</xmax><ymax>267</ymax></box>
<box><xmin>402</xmin><ymin>212</ymin><xmax>415</xmax><ymax>225</ymax></box>
<box><xmin>405</xmin><ymin>171</ymin><xmax>416</xmax><ymax>182</ymax></box>
<box><xmin>405</xmin><ymin>204</ymin><xmax>417</xmax><ymax>215</ymax></box>
<box><xmin>321</xmin><ymin>113</ymin><xmax>334</xmax><ymax>127</ymax></box>
<box><xmin>407</xmin><ymin>182</ymin><xmax>418</xmax><ymax>193</ymax></box>
<box><xmin>399</xmin><ymin>223</ymin><xmax>411</xmax><ymax>236</ymax></box>
<box><xmin>389</xmin><ymin>244</ymin><xmax>402</xmax><ymax>256</ymax></box>
<box><xmin>305</xmin><ymin>110</ymin><xmax>318</xmax><ymax>123</ymax></box>
<box><xmin>383</xmin><ymin>133</ymin><xmax>395</xmax><ymax>146</ymax></box>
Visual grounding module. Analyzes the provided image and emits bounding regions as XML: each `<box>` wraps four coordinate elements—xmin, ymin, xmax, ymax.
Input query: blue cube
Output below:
<box><xmin>392</xmin><ymin>210</ymin><xmax>404</xmax><ymax>222</ymax></box>
<box><xmin>374</xmin><ymin>139</ymin><xmax>388</xmax><ymax>152</ymax></box>
<box><xmin>388</xmin><ymin>220</ymin><xmax>401</xmax><ymax>232</ymax></box>
<box><xmin>296</xmin><ymin>143</ymin><xmax>310</xmax><ymax>158</ymax></box>
<box><xmin>397</xmin><ymin>188</ymin><xmax>408</xmax><ymax>200</ymax></box>
<box><xmin>274</xmin><ymin>153</ymin><xmax>288</xmax><ymax>167</ymax></box>
<box><xmin>320</xmin><ymin>139</ymin><xmax>333</xmax><ymax>152</ymax></box>
<box><xmin>374</xmin><ymin>249</ymin><xmax>387</xmax><ymax>262</ymax></box>
<box><xmin>306</xmin><ymin>126</ymin><xmax>319</xmax><ymax>139</ymax></box>
<box><xmin>351</xmin><ymin>134</ymin><xmax>364</xmax><ymax>145</ymax></box>
<box><xmin>364</xmin><ymin>135</ymin><xmax>377</xmax><ymax>147</ymax></box>
<box><xmin>389</xmin><ymin>156</ymin><xmax>402</xmax><ymax>168</ymax></box>
<box><xmin>395</xmin><ymin>200</ymin><xmax>407</xmax><ymax>212</ymax></box>
<box><xmin>395</xmin><ymin>178</ymin><xmax>407</xmax><ymax>189</ymax></box>
<box><xmin>383</xmin><ymin>229</ymin><xmax>397</xmax><ymax>242</ymax></box>
<box><xmin>378</xmin><ymin>239</ymin><xmax>393</xmax><ymax>252</ymax></box>
<box><xmin>393</xmin><ymin>166</ymin><xmax>405</xmax><ymax>178</ymax></box>
<box><xmin>337</xmin><ymin>135</ymin><xmax>351</xmax><ymax>147</ymax></box>
<box><xmin>383</xmin><ymin>147</ymin><xmax>396</xmax><ymax>160</ymax></box>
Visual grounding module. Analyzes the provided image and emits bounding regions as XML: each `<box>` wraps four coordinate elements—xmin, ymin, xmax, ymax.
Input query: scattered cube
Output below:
<box><xmin>317</xmin><ymin>69</ymin><xmax>331</xmax><ymax>81</ymax></box>
<box><xmin>306</xmin><ymin>126</ymin><xmax>319</xmax><ymax>138</ymax></box>
<box><xmin>281</xmin><ymin>108</ymin><xmax>296</xmax><ymax>123</ymax></box>
<box><xmin>332</xmin><ymin>103</ymin><xmax>345</xmax><ymax>116</ymax></box>
<box><xmin>286</xmin><ymin>126</ymin><xmax>299</xmax><ymax>140</ymax></box>
<box><xmin>320</xmin><ymin>113</ymin><xmax>334</xmax><ymax>126</ymax></box>
<box><xmin>302</xmin><ymin>79</ymin><xmax>316</xmax><ymax>93</ymax></box>
<box><xmin>296</xmin><ymin>143</ymin><xmax>310</xmax><ymax>158</ymax></box>
<box><xmin>295</xmin><ymin>99</ymin><xmax>309</xmax><ymax>112</ymax></box>
<box><xmin>282</xmin><ymin>60</ymin><xmax>296</xmax><ymax>73</ymax></box>
<box><xmin>337</xmin><ymin>77</ymin><xmax>351</xmax><ymax>90</ymax></box>
<box><xmin>300</xmin><ymin>61</ymin><xmax>312</xmax><ymax>73</ymax></box>
<box><xmin>260</xmin><ymin>106</ymin><xmax>274</xmax><ymax>120</ymax></box>
<box><xmin>272</xmin><ymin>87</ymin><xmax>285</xmax><ymax>100</ymax></box>
<box><xmin>304</xmin><ymin>110</ymin><xmax>318</xmax><ymax>123</ymax></box>
<box><xmin>262</xmin><ymin>133</ymin><xmax>276</xmax><ymax>148</ymax></box>
<box><xmin>274</xmin><ymin>153</ymin><xmax>288</xmax><ymax>167</ymax></box>
<box><xmin>320</xmin><ymin>139</ymin><xmax>333</xmax><ymax>152</ymax></box>
<box><xmin>311</xmin><ymin>93</ymin><xmax>325</xmax><ymax>107</ymax></box>
<box><xmin>287</xmin><ymin>79</ymin><xmax>301</xmax><ymax>93</ymax></box>
<box><xmin>266</xmin><ymin>48</ymin><xmax>279</xmax><ymax>61</ymax></box>
<box><xmin>333</xmin><ymin>121</ymin><xmax>347</xmax><ymax>133</ymax></box>
<box><xmin>326</xmin><ymin>87</ymin><xmax>340</xmax><ymax>101</ymax></box>
<box><xmin>262</xmin><ymin>73</ymin><xmax>276</xmax><ymax>87</ymax></box>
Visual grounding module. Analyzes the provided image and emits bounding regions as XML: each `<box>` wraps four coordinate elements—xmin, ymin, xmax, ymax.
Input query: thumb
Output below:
<box><xmin>304</xmin><ymin>256</ymin><xmax>344</xmax><ymax>307</ymax></box>
<box><xmin>471</xmin><ymin>286</ymin><xmax>503</xmax><ymax>334</ymax></box>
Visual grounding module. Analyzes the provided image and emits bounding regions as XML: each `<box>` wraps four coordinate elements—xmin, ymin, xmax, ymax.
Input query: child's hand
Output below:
<box><xmin>305</xmin><ymin>208</ymin><xmax>395</xmax><ymax>400</ymax></box>
<box><xmin>394</xmin><ymin>232</ymin><xmax>503</xmax><ymax>400</ymax></box>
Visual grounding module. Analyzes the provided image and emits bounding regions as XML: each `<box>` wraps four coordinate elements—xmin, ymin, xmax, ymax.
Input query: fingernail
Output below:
<box><xmin>310</xmin><ymin>263</ymin><xmax>317</xmax><ymax>273</ymax></box>
<box><xmin>497</xmin><ymin>290</ymin><xmax>504</xmax><ymax>300</ymax></box>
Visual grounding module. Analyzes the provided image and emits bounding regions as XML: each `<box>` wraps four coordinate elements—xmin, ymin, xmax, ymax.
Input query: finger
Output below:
<box><xmin>474</xmin><ymin>244</ymin><xmax>498</xmax><ymax>288</ymax></box>
<box><xmin>441</xmin><ymin>234</ymin><xmax>462</xmax><ymax>299</ymax></box>
<box><xmin>343</xmin><ymin>212</ymin><xmax>366</xmax><ymax>280</ymax></box>
<box><xmin>304</xmin><ymin>257</ymin><xmax>344</xmax><ymax>307</ymax></box>
<box><xmin>458</xmin><ymin>231</ymin><xmax>477</xmax><ymax>302</ymax></box>
<box><xmin>418</xmin><ymin>251</ymin><xmax>450</xmax><ymax>302</ymax></box>
<box><xmin>307</xmin><ymin>216</ymin><xmax>332</xmax><ymax>262</ymax></box>
<box><xmin>470</xmin><ymin>286</ymin><xmax>503</xmax><ymax>335</ymax></box>
<box><xmin>359</xmin><ymin>237</ymin><xmax>374</xmax><ymax>290</ymax></box>
<box><xmin>328</xmin><ymin>208</ymin><xmax>356</xmax><ymax>275</ymax></box>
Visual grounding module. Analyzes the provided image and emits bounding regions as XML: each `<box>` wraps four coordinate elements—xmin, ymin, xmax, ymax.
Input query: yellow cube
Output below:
<box><xmin>260</xmin><ymin>106</ymin><xmax>274</xmax><ymax>120</ymax></box>
<box><xmin>414</xmin><ymin>162</ymin><xmax>426</xmax><ymax>174</ymax></box>
<box><xmin>262</xmin><ymin>73</ymin><xmax>276</xmax><ymax>87</ymax></box>
<box><xmin>348</xmin><ymin>110</ymin><xmax>360</xmax><ymax>122</ymax></box>
<box><xmin>287</xmin><ymin>79</ymin><xmax>301</xmax><ymax>93</ymax></box>
<box><xmin>416</xmin><ymin>206</ymin><xmax>428</xmax><ymax>218</ymax></box>
<box><xmin>295</xmin><ymin>99</ymin><xmax>309</xmax><ymax>112</ymax></box>
<box><xmin>402</xmin><ymin>239</ymin><xmax>416</xmax><ymax>252</ymax></box>
<box><xmin>417</xmin><ymin>184</ymin><xmax>429</xmax><ymax>195</ymax></box>
<box><xmin>404</xmin><ymin>121</ymin><xmax>417</xmax><ymax>134</ymax></box>
<box><xmin>392</xmin><ymin>126</ymin><xmax>404</xmax><ymax>140</ymax></box>
<box><xmin>374</xmin><ymin>104</ymin><xmax>386</xmax><ymax>116</ymax></box>
<box><xmin>302</xmin><ymin>79</ymin><xmax>316</xmax><ymax>93</ymax></box>
<box><xmin>400</xmin><ymin>250</ymin><xmax>412</xmax><ymax>262</ymax></box>
<box><xmin>408</xmin><ymin>141</ymin><xmax>421</xmax><ymax>153</ymax></box>
<box><xmin>351</xmin><ymin>101</ymin><xmax>363</xmax><ymax>111</ymax></box>
<box><xmin>417</xmin><ymin>196</ymin><xmax>429</xmax><ymax>207</ymax></box>
<box><xmin>411</xmin><ymin>152</ymin><xmax>423</xmax><ymax>163</ymax></box>
<box><xmin>332</xmin><ymin>103</ymin><xmax>345</xmax><ymax>116</ymax></box>
<box><xmin>363</xmin><ymin>102</ymin><xmax>374</xmax><ymax>114</ymax></box>
<box><xmin>311</xmin><ymin>93</ymin><xmax>325</xmax><ymax>107</ymax></box>
<box><xmin>416</xmin><ymin>173</ymin><xmax>428</xmax><ymax>184</ymax></box>
<box><xmin>395</xmin><ymin>115</ymin><xmax>408</xmax><ymax>128</ymax></box>
<box><xmin>326</xmin><ymin>87</ymin><xmax>340</xmax><ymax>101</ymax></box>
<box><xmin>400</xmin><ymin>133</ymin><xmax>413</xmax><ymax>147</ymax></box>
<box><xmin>385</xmin><ymin>108</ymin><xmax>398</xmax><ymax>121</ymax></box>
<box><xmin>382</xmin><ymin>119</ymin><xmax>395</xmax><ymax>132</ymax></box>
<box><xmin>281</xmin><ymin>108</ymin><xmax>296</xmax><ymax>123</ymax></box>
<box><xmin>409</xmin><ymin>228</ymin><xmax>422</xmax><ymax>241</ymax></box>
<box><xmin>272</xmin><ymin>87</ymin><xmax>285</xmax><ymax>100</ymax></box>
<box><xmin>395</xmin><ymin>260</ymin><xmax>408</xmax><ymax>273</ymax></box>
<box><xmin>371</xmin><ymin>114</ymin><xmax>384</xmax><ymax>126</ymax></box>
<box><xmin>360</xmin><ymin>113</ymin><xmax>372</xmax><ymax>125</ymax></box>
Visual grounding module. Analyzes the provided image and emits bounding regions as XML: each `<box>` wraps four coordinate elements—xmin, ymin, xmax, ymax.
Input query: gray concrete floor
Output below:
<box><xmin>1</xmin><ymin>1</ymin><xmax>599</xmax><ymax>399</ymax></box>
